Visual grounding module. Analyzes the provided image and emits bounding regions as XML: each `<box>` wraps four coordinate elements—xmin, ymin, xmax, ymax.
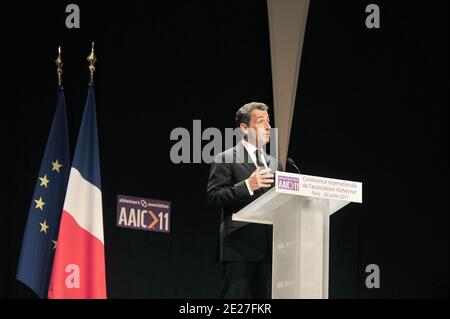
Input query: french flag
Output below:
<box><xmin>48</xmin><ymin>85</ymin><xmax>106</xmax><ymax>299</ymax></box>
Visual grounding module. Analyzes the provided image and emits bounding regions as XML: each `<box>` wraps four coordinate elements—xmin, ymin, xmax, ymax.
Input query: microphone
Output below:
<box><xmin>286</xmin><ymin>157</ymin><xmax>301</xmax><ymax>174</ymax></box>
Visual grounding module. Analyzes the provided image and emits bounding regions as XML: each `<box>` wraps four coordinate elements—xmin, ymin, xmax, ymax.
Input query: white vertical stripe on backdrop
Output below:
<box><xmin>267</xmin><ymin>0</ymin><xmax>310</xmax><ymax>167</ymax></box>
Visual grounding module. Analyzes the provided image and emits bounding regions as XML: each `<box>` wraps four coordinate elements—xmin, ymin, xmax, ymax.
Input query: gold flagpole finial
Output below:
<box><xmin>55</xmin><ymin>46</ymin><xmax>63</xmax><ymax>87</ymax></box>
<box><xmin>87</xmin><ymin>42</ymin><xmax>97</xmax><ymax>85</ymax></box>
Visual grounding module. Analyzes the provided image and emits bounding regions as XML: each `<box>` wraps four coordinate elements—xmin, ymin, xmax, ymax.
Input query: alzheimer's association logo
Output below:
<box><xmin>278</xmin><ymin>175</ymin><xmax>300</xmax><ymax>191</ymax></box>
<box><xmin>116</xmin><ymin>195</ymin><xmax>171</xmax><ymax>233</ymax></box>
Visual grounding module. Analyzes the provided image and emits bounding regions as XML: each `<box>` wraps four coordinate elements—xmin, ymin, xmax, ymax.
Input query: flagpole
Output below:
<box><xmin>87</xmin><ymin>42</ymin><xmax>97</xmax><ymax>85</ymax></box>
<box><xmin>55</xmin><ymin>46</ymin><xmax>63</xmax><ymax>87</ymax></box>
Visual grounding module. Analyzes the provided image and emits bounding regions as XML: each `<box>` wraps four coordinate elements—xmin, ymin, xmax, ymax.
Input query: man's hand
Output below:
<box><xmin>248</xmin><ymin>168</ymin><xmax>274</xmax><ymax>192</ymax></box>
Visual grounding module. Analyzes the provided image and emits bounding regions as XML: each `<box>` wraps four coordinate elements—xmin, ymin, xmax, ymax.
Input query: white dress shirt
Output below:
<box><xmin>241</xmin><ymin>139</ymin><xmax>269</xmax><ymax>196</ymax></box>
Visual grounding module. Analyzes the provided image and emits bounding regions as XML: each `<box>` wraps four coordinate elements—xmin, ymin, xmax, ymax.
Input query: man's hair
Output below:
<box><xmin>235</xmin><ymin>102</ymin><xmax>269</xmax><ymax>128</ymax></box>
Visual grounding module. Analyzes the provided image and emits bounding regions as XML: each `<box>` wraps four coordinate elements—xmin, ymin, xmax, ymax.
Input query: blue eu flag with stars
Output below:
<box><xmin>16</xmin><ymin>86</ymin><xmax>70</xmax><ymax>298</ymax></box>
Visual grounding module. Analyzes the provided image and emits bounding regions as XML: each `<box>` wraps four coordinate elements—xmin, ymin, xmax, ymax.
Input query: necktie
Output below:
<box><xmin>255</xmin><ymin>149</ymin><xmax>264</xmax><ymax>168</ymax></box>
<box><xmin>256</xmin><ymin>149</ymin><xmax>273</xmax><ymax>192</ymax></box>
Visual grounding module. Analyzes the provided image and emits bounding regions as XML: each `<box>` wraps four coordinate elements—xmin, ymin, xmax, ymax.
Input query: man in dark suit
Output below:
<box><xmin>207</xmin><ymin>102</ymin><xmax>283</xmax><ymax>299</ymax></box>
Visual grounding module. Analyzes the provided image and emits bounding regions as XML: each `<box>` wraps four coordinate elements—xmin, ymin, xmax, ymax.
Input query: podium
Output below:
<box><xmin>232</xmin><ymin>171</ymin><xmax>362</xmax><ymax>299</ymax></box>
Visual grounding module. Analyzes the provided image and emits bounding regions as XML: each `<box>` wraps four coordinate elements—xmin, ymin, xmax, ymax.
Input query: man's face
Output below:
<box><xmin>242</xmin><ymin>109</ymin><xmax>271</xmax><ymax>146</ymax></box>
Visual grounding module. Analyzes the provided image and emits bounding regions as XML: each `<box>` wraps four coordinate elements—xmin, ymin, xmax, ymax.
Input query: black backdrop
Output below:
<box><xmin>2</xmin><ymin>0</ymin><xmax>448</xmax><ymax>298</ymax></box>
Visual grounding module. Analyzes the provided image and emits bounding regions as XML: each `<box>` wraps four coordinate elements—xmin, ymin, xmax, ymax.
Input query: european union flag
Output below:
<box><xmin>16</xmin><ymin>86</ymin><xmax>70</xmax><ymax>298</ymax></box>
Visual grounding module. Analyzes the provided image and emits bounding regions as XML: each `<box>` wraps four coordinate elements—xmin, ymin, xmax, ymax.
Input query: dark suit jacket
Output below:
<box><xmin>207</xmin><ymin>142</ymin><xmax>283</xmax><ymax>262</ymax></box>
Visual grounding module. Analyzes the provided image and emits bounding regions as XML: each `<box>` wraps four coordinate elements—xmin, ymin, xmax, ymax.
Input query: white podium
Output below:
<box><xmin>232</xmin><ymin>171</ymin><xmax>362</xmax><ymax>299</ymax></box>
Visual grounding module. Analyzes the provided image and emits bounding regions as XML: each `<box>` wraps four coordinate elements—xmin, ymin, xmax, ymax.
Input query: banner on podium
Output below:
<box><xmin>276</xmin><ymin>171</ymin><xmax>362</xmax><ymax>203</ymax></box>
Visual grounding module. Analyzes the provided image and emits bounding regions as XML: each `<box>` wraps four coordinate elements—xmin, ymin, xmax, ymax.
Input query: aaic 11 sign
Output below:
<box><xmin>116</xmin><ymin>194</ymin><xmax>171</xmax><ymax>233</ymax></box>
